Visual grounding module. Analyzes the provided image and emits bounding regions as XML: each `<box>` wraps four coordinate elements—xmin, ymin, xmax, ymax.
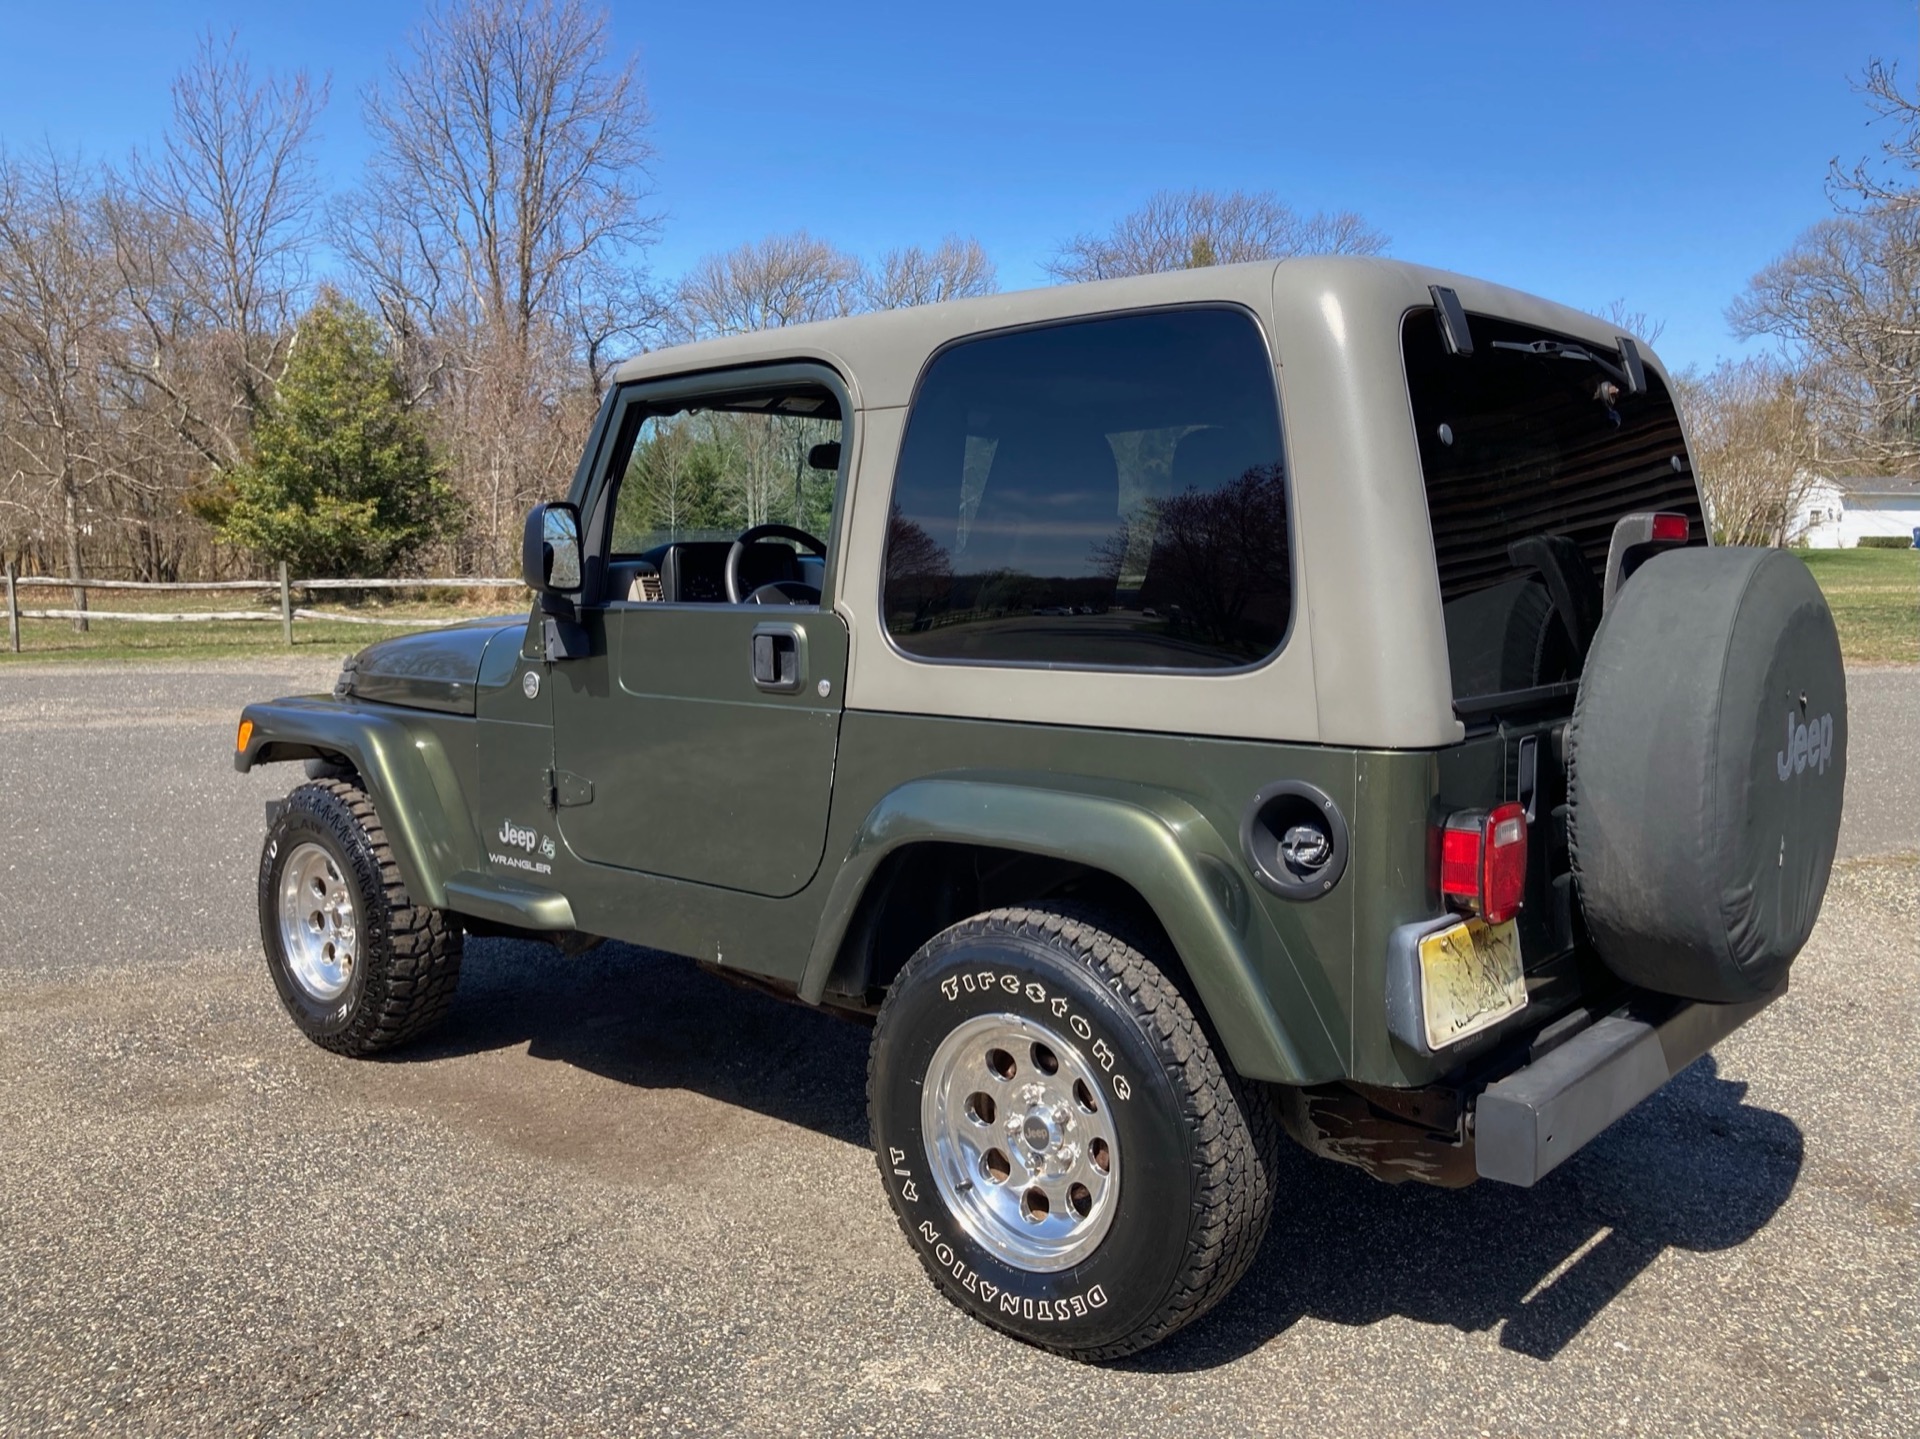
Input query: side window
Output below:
<box><xmin>882</xmin><ymin>308</ymin><xmax>1291</xmax><ymax>669</ymax></box>
<box><xmin>598</xmin><ymin>379</ymin><xmax>843</xmax><ymax>605</ymax></box>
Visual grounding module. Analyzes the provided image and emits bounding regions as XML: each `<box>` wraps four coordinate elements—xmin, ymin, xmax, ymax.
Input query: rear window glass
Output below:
<box><xmin>1403</xmin><ymin>310</ymin><xmax>1701</xmax><ymax>708</ymax></box>
<box><xmin>882</xmin><ymin>307</ymin><xmax>1291</xmax><ymax>670</ymax></box>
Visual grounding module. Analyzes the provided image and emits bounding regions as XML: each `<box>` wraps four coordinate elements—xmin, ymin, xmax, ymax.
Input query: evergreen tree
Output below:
<box><xmin>211</xmin><ymin>290</ymin><xmax>454</xmax><ymax>575</ymax></box>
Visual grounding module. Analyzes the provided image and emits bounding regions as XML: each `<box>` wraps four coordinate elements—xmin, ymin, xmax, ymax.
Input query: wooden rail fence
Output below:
<box><xmin>3</xmin><ymin>561</ymin><xmax>525</xmax><ymax>653</ymax></box>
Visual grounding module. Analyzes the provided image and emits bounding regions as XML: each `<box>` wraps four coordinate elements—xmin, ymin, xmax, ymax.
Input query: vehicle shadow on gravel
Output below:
<box><xmin>1126</xmin><ymin>1053</ymin><xmax>1805</xmax><ymax>1372</ymax></box>
<box><xmin>415</xmin><ymin>938</ymin><xmax>1803</xmax><ymax>1372</ymax></box>
<box><xmin>404</xmin><ymin>937</ymin><xmax>875</xmax><ymax>1147</ymax></box>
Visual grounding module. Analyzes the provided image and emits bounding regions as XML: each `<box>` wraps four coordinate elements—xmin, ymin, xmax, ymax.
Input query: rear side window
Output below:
<box><xmin>1403</xmin><ymin>310</ymin><xmax>1702</xmax><ymax>709</ymax></box>
<box><xmin>883</xmin><ymin>307</ymin><xmax>1291</xmax><ymax>669</ymax></box>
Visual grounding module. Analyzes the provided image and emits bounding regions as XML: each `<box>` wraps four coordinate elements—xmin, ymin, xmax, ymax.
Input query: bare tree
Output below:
<box><xmin>566</xmin><ymin>255</ymin><xmax>665</xmax><ymax>391</ymax></box>
<box><xmin>1720</xmin><ymin>51</ymin><xmax>1920</xmax><ymax>476</ymax></box>
<box><xmin>1711</xmin><ymin>54</ymin><xmax>1920</xmax><ymax>477</ymax></box>
<box><xmin>674</xmin><ymin>232</ymin><xmax>859</xmax><ymax>339</ymax></box>
<box><xmin>1827</xmin><ymin>58</ymin><xmax>1920</xmax><ymax>211</ymax></box>
<box><xmin>1161</xmin><ymin>465</ymin><xmax>1289</xmax><ymax>636</ymax></box>
<box><xmin>881</xmin><ymin>503</ymin><xmax>951</xmax><ymax>629</ymax></box>
<box><xmin>110</xmin><ymin>31</ymin><xmax>326</xmax><ymax>473</ymax></box>
<box><xmin>1729</xmin><ymin>206</ymin><xmax>1920</xmax><ymax>474</ymax></box>
<box><xmin>858</xmin><ymin>236</ymin><xmax>996</xmax><ymax>311</ymax></box>
<box><xmin>0</xmin><ymin>151</ymin><xmax>120</xmax><ymax>624</ymax></box>
<box><xmin>347</xmin><ymin>0</ymin><xmax>655</xmax><ymax>349</ymax></box>
<box><xmin>1045</xmin><ymin>188</ymin><xmax>1387</xmax><ymax>282</ymax></box>
<box><xmin>1675</xmin><ymin>358</ymin><xmax>1820</xmax><ymax>546</ymax></box>
<box><xmin>339</xmin><ymin>0</ymin><xmax>659</xmax><ymax>571</ymax></box>
<box><xmin>1595</xmin><ymin>298</ymin><xmax>1666</xmax><ymax>345</ymax></box>
<box><xmin>677</xmin><ymin>231</ymin><xmax>999</xmax><ymax>337</ymax></box>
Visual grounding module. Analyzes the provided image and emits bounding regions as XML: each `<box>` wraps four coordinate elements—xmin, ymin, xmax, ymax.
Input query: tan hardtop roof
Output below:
<box><xmin>610</xmin><ymin>255</ymin><xmax>1672</xmax><ymax>409</ymax></box>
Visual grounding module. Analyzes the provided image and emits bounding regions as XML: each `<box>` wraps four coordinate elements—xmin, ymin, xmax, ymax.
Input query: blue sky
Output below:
<box><xmin>0</xmin><ymin>0</ymin><xmax>1911</xmax><ymax>372</ymax></box>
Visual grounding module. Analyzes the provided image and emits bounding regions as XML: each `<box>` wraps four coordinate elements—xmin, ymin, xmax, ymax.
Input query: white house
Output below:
<box><xmin>1787</xmin><ymin>476</ymin><xmax>1920</xmax><ymax>548</ymax></box>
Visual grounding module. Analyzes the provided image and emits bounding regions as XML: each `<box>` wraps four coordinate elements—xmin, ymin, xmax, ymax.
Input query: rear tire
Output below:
<box><xmin>258</xmin><ymin>779</ymin><xmax>463</xmax><ymax>1055</ymax></box>
<box><xmin>868</xmin><ymin>904</ymin><xmax>1279</xmax><ymax>1361</ymax></box>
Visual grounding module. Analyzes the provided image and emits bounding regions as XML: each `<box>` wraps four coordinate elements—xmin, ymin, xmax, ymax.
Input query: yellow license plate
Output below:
<box><xmin>1418</xmin><ymin>917</ymin><xmax>1527</xmax><ymax>1050</ymax></box>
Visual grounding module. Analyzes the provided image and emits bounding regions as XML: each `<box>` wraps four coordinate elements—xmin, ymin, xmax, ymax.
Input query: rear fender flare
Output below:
<box><xmin>802</xmin><ymin>776</ymin><xmax>1341</xmax><ymax>1085</ymax></box>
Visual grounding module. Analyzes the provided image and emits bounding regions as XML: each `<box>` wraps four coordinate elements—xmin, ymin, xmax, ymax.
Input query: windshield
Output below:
<box><xmin>1402</xmin><ymin>309</ymin><xmax>1702</xmax><ymax>712</ymax></box>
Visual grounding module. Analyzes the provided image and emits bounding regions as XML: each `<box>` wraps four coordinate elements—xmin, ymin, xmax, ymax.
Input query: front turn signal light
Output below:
<box><xmin>236</xmin><ymin>718</ymin><xmax>254</xmax><ymax>753</ymax></box>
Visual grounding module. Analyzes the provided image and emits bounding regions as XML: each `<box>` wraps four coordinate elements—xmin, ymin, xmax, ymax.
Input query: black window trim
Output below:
<box><xmin>877</xmin><ymin>300</ymin><xmax>1301</xmax><ymax>678</ymax></box>
<box><xmin>574</xmin><ymin>359</ymin><xmax>857</xmax><ymax>613</ymax></box>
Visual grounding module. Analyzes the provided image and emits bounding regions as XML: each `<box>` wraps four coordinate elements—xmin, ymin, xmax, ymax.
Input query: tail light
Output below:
<box><xmin>1439</xmin><ymin>802</ymin><xmax>1528</xmax><ymax>924</ymax></box>
<box><xmin>1650</xmin><ymin>511</ymin><xmax>1689</xmax><ymax>543</ymax></box>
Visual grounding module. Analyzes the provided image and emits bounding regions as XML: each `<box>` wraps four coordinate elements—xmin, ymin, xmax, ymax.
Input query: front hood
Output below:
<box><xmin>345</xmin><ymin>615</ymin><xmax>521</xmax><ymax>716</ymax></box>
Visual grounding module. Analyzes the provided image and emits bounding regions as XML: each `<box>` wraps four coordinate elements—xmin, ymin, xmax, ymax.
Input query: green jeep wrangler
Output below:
<box><xmin>236</xmin><ymin>258</ymin><xmax>1847</xmax><ymax>1360</ymax></box>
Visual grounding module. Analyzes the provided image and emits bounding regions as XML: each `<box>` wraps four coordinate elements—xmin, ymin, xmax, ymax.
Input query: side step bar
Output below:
<box><xmin>1474</xmin><ymin>986</ymin><xmax>1781</xmax><ymax>1187</ymax></box>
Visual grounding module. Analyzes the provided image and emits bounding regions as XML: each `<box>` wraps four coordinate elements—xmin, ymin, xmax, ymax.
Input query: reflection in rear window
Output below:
<box><xmin>1403</xmin><ymin>310</ymin><xmax>1702</xmax><ymax>705</ymax></box>
<box><xmin>883</xmin><ymin>308</ymin><xmax>1292</xmax><ymax>670</ymax></box>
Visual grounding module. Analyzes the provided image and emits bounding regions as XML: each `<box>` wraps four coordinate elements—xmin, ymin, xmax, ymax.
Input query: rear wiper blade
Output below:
<box><xmin>1488</xmin><ymin>337</ymin><xmax>1648</xmax><ymax>394</ymax></box>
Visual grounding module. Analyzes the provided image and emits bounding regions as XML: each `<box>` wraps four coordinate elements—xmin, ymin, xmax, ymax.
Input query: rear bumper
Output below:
<box><xmin>1474</xmin><ymin>986</ymin><xmax>1781</xmax><ymax>1187</ymax></box>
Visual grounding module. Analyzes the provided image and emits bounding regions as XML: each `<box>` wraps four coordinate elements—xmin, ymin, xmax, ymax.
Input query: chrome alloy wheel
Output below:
<box><xmin>921</xmin><ymin>1012</ymin><xmax>1120</xmax><ymax>1272</ymax></box>
<box><xmin>277</xmin><ymin>842</ymin><xmax>359</xmax><ymax>1002</ymax></box>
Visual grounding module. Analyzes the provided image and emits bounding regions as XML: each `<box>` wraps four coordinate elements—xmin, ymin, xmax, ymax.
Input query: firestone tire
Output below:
<box><xmin>868</xmin><ymin>905</ymin><xmax>1280</xmax><ymax>1361</ymax></box>
<box><xmin>258</xmin><ymin>779</ymin><xmax>464</xmax><ymax>1056</ymax></box>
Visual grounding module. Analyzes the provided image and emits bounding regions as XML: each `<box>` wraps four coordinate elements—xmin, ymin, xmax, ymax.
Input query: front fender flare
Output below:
<box><xmin>235</xmin><ymin>696</ymin><xmax>478</xmax><ymax>912</ymax></box>
<box><xmin>801</xmin><ymin>777</ymin><xmax>1341</xmax><ymax>1085</ymax></box>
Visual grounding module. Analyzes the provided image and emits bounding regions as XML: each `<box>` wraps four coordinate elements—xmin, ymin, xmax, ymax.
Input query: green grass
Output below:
<box><xmin>0</xmin><ymin>590</ymin><xmax>524</xmax><ymax>665</ymax></box>
<box><xmin>1799</xmin><ymin>547</ymin><xmax>1920</xmax><ymax>664</ymax></box>
<box><xmin>4</xmin><ymin>553</ymin><xmax>1913</xmax><ymax>667</ymax></box>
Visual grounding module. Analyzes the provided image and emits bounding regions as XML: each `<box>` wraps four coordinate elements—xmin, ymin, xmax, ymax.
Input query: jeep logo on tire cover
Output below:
<box><xmin>1776</xmin><ymin>709</ymin><xmax>1836</xmax><ymax>780</ymax></box>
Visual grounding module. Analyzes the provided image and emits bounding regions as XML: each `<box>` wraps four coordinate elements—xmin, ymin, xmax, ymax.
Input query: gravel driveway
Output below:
<box><xmin>0</xmin><ymin>658</ymin><xmax>1914</xmax><ymax>1437</ymax></box>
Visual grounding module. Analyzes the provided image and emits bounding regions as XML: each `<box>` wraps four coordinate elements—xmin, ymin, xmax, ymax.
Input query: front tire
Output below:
<box><xmin>868</xmin><ymin>905</ymin><xmax>1279</xmax><ymax>1360</ymax></box>
<box><xmin>258</xmin><ymin>779</ymin><xmax>463</xmax><ymax>1056</ymax></box>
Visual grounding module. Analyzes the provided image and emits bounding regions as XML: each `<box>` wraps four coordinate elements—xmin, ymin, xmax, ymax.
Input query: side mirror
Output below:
<box><xmin>522</xmin><ymin>502</ymin><xmax>582</xmax><ymax>595</ymax></box>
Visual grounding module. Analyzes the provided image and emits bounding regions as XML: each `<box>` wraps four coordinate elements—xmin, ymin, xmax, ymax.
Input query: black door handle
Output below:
<box><xmin>750</xmin><ymin>624</ymin><xmax>804</xmax><ymax>692</ymax></box>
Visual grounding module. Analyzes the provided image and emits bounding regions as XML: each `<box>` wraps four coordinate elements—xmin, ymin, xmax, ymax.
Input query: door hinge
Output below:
<box><xmin>543</xmin><ymin>768</ymin><xmax>594</xmax><ymax>808</ymax></box>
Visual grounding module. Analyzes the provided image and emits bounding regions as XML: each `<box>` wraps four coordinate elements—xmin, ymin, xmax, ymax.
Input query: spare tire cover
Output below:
<box><xmin>1568</xmin><ymin>547</ymin><xmax>1846</xmax><ymax>1002</ymax></box>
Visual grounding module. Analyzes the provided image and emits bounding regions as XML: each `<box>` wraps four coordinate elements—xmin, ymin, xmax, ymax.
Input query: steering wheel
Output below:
<box><xmin>724</xmin><ymin>523</ymin><xmax>827</xmax><ymax>605</ymax></box>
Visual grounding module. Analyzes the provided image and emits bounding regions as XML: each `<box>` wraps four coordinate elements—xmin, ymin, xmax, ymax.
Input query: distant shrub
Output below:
<box><xmin>213</xmin><ymin>291</ymin><xmax>456</xmax><ymax>578</ymax></box>
<box><xmin>1856</xmin><ymin>535</ymin><xmax>1916</xmax><ymax>549</ymax></box>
